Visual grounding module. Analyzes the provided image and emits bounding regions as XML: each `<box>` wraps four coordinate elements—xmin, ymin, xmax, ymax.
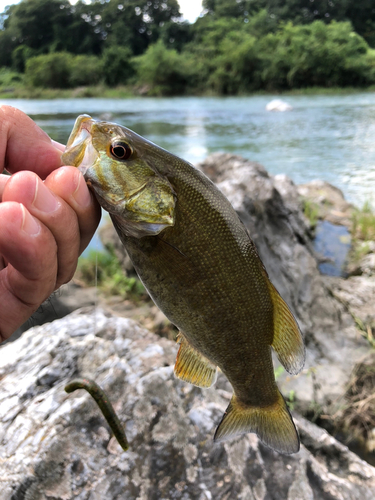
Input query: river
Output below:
<box><xmin>3</xmin><ymin>93</ymin><xmax>375</xmax><ymax>208</ymax></box>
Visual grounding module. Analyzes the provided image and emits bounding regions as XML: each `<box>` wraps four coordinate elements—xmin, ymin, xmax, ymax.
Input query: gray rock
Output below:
<box><xmin>1</xmin><ymin>310</ymin><xmax>374</xmax><ymax>500</ymax></box>
<box><xmin>328</xmin><ymin>275</ymin><xmax>375</xmax><ymax>330</ymax></box>
<box><xmin>2</xmin><ymin>282</ymin><xmax>98</xmax><ymax>345</ymax></box>
<box><xmin>297</xmin><ymin>179</ymin><xmax>354</xmax><ymax>227</ymax></box>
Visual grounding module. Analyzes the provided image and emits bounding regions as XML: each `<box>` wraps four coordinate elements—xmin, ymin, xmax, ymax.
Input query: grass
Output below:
<box><xmin>348</xmin><ymin>201</ymin><xmax>375</xmax><ymax>267</ymax></box>
<box><xmin>353</xmin><ymin>315</ymin><xmax>375</xmax><ymax>349</ymax></box>
<box><xmin>333</xmin><ymin>354</ymin><xmax>375</xmax><ymax>450</ymax></box>
<box><xmin>76</xmin><ymin>245</ymin><xmax>146</xmax><ymax>301</ymax></box>
<box><xmin>286</xmin><ymin>390</ymin><xmax>296</xmax><ymax>411</ymax></box>
<box><xmin>351</xmin><ymin>201</ymin><xmax>375</xmax><ymax>241</ymax></box>
<box><xmin>0</xmin><ymin>83</ymin><xmax>135</xmax><ymax>99</ymax></box>
<box><xmin>350</xmin><ymin>240</ymin><xmax>373</xmax><ymax>264</ymax></box>
<box><xmin>302</xmin><ymin>199</ymin><xmax>320</xmax><ymax>229</ymax></box>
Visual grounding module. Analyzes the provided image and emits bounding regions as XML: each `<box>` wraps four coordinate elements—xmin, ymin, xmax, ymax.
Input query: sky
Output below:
<box><xmin>0</xmin><ymin>0</ymin><xmax>204</xmax><ymax>23</ymax></box>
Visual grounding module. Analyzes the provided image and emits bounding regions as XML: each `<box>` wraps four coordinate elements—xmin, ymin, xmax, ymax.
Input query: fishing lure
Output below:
<box><xmin>65</xmin><ymin>378</ymin><xmax>129</xmax><ymax>451</ymax></box>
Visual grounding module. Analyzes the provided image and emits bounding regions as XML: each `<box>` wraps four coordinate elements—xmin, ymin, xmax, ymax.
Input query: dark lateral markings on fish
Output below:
<box><xmin>62</xmin><ymin>114</ymin><xmax>305</xmax><ymax>455</ymax></box>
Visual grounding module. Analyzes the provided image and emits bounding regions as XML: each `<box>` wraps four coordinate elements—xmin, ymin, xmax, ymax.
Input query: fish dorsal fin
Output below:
<box><xmin>268</xmin><ymin>282</ymin><xmax>305</xmax><ymax>375</ymax></box>
<box><xmin>174</xmin><ymin>333</ymin><xmax>217</xmax><ymax>388</ymax></box>
<box><xmin>214</xmin><ymin>391</ymin><xmax>300</xmax><ymax>455</ymax></box>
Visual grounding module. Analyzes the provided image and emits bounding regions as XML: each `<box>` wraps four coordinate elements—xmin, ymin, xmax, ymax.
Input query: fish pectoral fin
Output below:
<box><xmin>268</xmin><ymin>282</ymin><xmax>305</xmax><ymax>375</ymax></box>
<box><xmin>214</xmin><ymin>392</ymin><xmax>300</xmax><ymax>455</ymax></box>
<box><xmin>174</xmin><ymin>333</ymin><xmax>217</xmax><ymax>388</ymax></box>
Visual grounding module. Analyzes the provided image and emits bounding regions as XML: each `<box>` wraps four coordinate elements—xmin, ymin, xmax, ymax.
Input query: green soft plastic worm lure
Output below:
<box><xmin>65</xmin><ymin>378</ymin><xmax>129</xmax><ymax>452</ymax></box>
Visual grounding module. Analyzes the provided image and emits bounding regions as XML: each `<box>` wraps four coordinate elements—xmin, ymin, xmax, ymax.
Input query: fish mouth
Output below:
<box><xmin>61</xmin><ymin>115</ymin><xmax>99</xmax><ymax>175</ymax></box>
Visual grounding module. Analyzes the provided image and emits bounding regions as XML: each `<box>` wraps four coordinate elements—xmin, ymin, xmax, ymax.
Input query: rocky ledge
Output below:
<box><xmin>1</xmin><ymin>310</ymin><xmax>375</xmax><ymax>500</ymax></box>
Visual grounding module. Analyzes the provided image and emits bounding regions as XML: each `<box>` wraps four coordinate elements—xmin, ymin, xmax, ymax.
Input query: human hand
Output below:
<box><xmin>0</xmin><ymin>105</ymin><xmax>101</xmax><ymax>341</ymax></box>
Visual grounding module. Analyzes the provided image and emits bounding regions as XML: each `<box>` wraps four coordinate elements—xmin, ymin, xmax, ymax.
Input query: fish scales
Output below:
<box><xmin>116</xmin><ymin>168</ymin><xmax>274</xmax><ymax>390</ymax></box>
<box><xmin>62</xmin><ymin>115</ymin><xmax>305</xmax><ymax>455</ymax></box>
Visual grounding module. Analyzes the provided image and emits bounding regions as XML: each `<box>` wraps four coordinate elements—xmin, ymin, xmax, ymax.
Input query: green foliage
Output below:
<box><xmin>274</xmin><ymin>366</ymin><xmax>285</xmax><ymax>381</ymax></box>
<box><xmin>203</xmin><ymin>0</ymin><xmax>375</xmax><ymax>47</ymax></box>
<box><xmin>1</xmin><ymin>0</ymin><xmax>103</xmax><ymax>55</ymax></box>
<box><xmin>352</xmin><ymin>314</ymin><xmax>375</xmax><ymax>350</ymax></box>
<box><xmin>0</xmin><ymin>67</ymin><xmax>23</xmax><ymax>87</ymax></box>
<box><xmin>351</xmin><ymin>201</ymin><xmax>375</xmax><ymax>241</ymax></box>
<box><xmin>208</xmin><ymin>32</ymin><xmax>260</xmax><ymax>93</ymax></box>
<box><xmin>303</xmin><ymin>199</ymin><xmax>320</xmax><ymax>229</ymax></box>
<box><xmin>25</xmin><ymin>52</ymin><xmax>103</xmax><ymax>88</ymax></box>
<box><xmin>256</xmin><ymin>21</ymin><xmax>375</xmax><ymax>89</ymax></box>
<box><xmin>12</xmin><ymin>45</ymin><xmax>36</xmax><ymax>73</ymax></box>
<box><xmin>0</xmin><ymin>30</ymin><xmax>15</xmax><ymax>67</ymax></box>
<box><xmin>97</xmin><ymin>0</ymin><xmax>182</xmax><ymax>55</ymax></box>
<box><xmin>3</xmin><ymin>0</ymin><xmax>74</xmax><ymax>51</ymax></box>
<box><xmin>102</xmin><ymin>46</ymin><xmax>135</xmax><ymax>86</ymax></box>
<box><xmin>69</xmin><ymin>55</ymin><xmax>103</xmax><ymax>87</ymax></box>
<box><xmin>77</xmin><ymin>248</ymin><xmax>146</xmax><ymax>300</ymax></box>
<box><xmin>186</xmin><ymin>16</ymin><xmax>375</xmax><ymax>93</ymax></box>
<box><xmin>286</xmin><ymin>389</ymin><xmax>296</xmax><ymax>411</ymax></box>
<box><xmin>135</xmin><ymin>40</ymin><xmax>195</xmax><ymax>95</ymax></box>
<box><xmin>203</xmin><ymin>0</ymin><xmax>249</xmax><ymax>18</ymax></box>
<box><xmin>25</xmin><ymin>52</ymin><xmax>73</xmax><ymax>88</ymax></box>
<box><xmin>2</xmin><ymin>0</ymin><xmax>375</xmax><ymax>95</ymax></box>
<box><xmin>160</xmin><ymin>20</ymin><xmax>193</xmax><ymax>52</ymax></box>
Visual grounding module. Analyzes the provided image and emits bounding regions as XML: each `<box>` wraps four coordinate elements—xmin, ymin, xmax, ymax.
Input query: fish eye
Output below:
<box><xmin>109</xmin><ymin>141</ymin><xmax>132</xmax><ymax>160</ymax></box>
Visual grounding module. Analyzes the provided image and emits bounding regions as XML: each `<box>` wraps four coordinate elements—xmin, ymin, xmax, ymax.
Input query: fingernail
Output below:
<box><xmin>73</xmin><ymin>172</ymin><xmax>91</xmax><ymax>208</ymax></box>
<box><xmin>21</xmin><ymin>204</ymin><xmax>40</xmax><ymax>236</ymax></box>
<box><xmin>32</xmin><ymin>178</ymin><xmax>59</xmax><ymax>213</ymax></box>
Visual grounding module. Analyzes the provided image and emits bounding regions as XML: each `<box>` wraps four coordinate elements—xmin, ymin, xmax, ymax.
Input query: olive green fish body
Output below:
<box><xmin>62</xmin><ymin>115</ymin><xmax>305</xmax><ymax>454</ymax></box>
<box><xmin>113</xmin><ymin>166</ymin><xmax>275</xmax><ymax>403</ymax></box>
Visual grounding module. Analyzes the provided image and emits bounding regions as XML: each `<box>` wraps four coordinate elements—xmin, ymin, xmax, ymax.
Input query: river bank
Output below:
<box><xmin>2</xmin><ymin>81</ymin><xmax>375</xmax><ymax>100</ymax></box>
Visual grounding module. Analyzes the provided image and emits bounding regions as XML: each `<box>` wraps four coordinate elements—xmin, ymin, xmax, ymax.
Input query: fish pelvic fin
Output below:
<box><xmin>174</xmin><ymin>333</ymin><xmax>217</xmax><ymax>388</ymax></box>
<box><xmin>268</xmin><ymin>281</ymin><xmax>305</xmax><ymax>375</ymax></box>
<box><xmin>214</xmin><ymin>391</ymin><xmax>300</xmax><ymax>455</ymax></box>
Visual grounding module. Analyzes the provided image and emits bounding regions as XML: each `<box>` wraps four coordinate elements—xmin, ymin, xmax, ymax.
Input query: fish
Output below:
<box><xmin>62</xmin><ymin>114</ymin><xmax>305</xmax><ymax>454</ymax></box>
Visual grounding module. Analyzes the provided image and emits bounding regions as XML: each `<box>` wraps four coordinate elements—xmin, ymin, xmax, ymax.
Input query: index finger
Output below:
<box><xmin>0</xmin><ymin>105</ymin><xmax>63</xmax><ymax>179</ymax></box>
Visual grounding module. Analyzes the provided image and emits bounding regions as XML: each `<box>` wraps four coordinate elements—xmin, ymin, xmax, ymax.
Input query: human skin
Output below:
<box><xmin>0</xmin><ymin>105</ymin><xmax>101</xmax><ymax>341</ymax></box>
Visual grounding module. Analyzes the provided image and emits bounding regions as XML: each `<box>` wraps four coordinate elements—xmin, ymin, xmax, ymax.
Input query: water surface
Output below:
<box><xmin>3</xmin><ymin>94</ymin><xmax>375</xmax><ymax>207</ymax></box>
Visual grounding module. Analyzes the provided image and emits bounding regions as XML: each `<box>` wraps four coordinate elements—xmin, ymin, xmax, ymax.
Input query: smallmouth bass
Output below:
<box><xmin>62</xmin><ymin>115</ymin><xmax>305</xmax><ymax>454</ymax></box>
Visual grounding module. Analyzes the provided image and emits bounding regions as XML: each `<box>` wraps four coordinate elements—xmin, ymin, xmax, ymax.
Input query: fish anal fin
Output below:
<box><xmin>214</xmin><ymin>391</ymin><xmax>300</xmax><ymax>455</ymax></box>
<box><xmin>268</xmin><ymin>281</ymin><xmax>305</xmax><ymax>375</ymax></box>
<box><xmin>174</xmin><ymin>333</ymin><xmax>217</xmax><ymax>388</ymax></box>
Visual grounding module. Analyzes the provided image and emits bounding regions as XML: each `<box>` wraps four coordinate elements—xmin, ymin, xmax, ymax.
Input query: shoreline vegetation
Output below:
<box><xmin>2</xmin><ymin>1</ymin><xmax>375</xmax><ymax>98</ymax></box>
<box><xmin>2</xmin><ymin>78</ymin><xmax>375</xmax><ymax>100</ymax></box>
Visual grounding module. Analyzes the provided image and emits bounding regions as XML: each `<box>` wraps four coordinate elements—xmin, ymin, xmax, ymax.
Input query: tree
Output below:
<box><xmin>25</xmin><ymin>52</ymin><xmax>73</xmax><ymax>88</ymax></box>
<box><xmin>98</xmin><ymin>0</ymin><xmax>182</xmax><ymax>55</ymax></box>
<box><xmin>3</xmin><ymin>0</ymin><xmax>74</xmax><ymax>51</ymax></box>
<box><xmin>102</xmin><ymin>45</ymin><xmax>135</xmax><ymax>86</ymax></box>
<box><xmin>0</xmin><ymin>0</ymin><xmax>104</xmax><ymax>57</ymax></box>
<box><xmin>135</xmin><ymin>40</ymin><xmax>193</xmax><ymax>95</ymax></box>
<box><xmin>202</xmin><ymin>0</ymin><xmax>375</xmax><ymax>46</ymax></box>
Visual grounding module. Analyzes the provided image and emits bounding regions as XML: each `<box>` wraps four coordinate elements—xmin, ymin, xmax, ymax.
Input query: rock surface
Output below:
<box><xmin>3</xmin><ymin>282</ymin><xmax>98</xmax><ymax>345</ymax></box>
<box><xmin>328</xmin><ymin>276</ymin><xmax>375</xmax><ymax>332</ymax></box>
<box><xmin>297</xmin><ymin>180</ymin><xmax>354</xmax><ymax>227</ymax></box>
<box><xmin>1</xmin><ymin>310</ymin><xmax>375</xmax><ymax>500</ymax></box>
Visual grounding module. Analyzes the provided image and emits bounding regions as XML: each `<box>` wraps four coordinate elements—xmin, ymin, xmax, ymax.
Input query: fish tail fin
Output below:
<box><xmin>214</xmin><ymin>391</ymin><xmax>300</xmax><ymax>455</ymax></box>
<box><xmin>267</xmin><ymin>281</ymin><xmax>305</xmax><ymax>375</ymax></box>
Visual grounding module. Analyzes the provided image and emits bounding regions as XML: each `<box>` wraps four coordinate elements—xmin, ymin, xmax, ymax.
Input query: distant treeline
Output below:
<box><xmin>1</xmin><ymin>0</ymin><xmax>375</xmax><ymax>94</ymax></box>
